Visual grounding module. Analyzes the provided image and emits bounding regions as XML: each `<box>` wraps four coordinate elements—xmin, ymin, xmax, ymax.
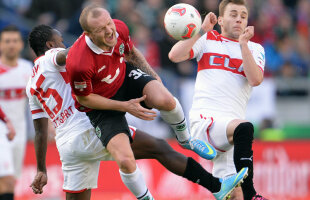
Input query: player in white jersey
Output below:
<box><xmin>0</xmin><ymin>106</ymin><xmax>15</xmax><ymax>200</ymax></box>
<box><xmin>169</xmin><ymin>0</ymin><xmax>267</xmax><ymax>199</ymax></box>
<box><xmin>0</xmin><ymin>25</ymin><xmax>32</xmax><ymax>200</ymax></box>
<box><xmin>27</xmin><ymin>24</ymin><xmax>248</xmax><ymax>200</ymax></box>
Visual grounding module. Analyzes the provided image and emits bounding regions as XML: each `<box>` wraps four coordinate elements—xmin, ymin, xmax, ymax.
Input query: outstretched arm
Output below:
<box><xmin>30</xmin><ymin>118</ymin><xmax>49</xmax><ymax>194</ymax></box>
<box><xmin>55</xmin><ymin>47</ymin><xmax>70</xmax><ymax>66</ymax></box>
<box><xmin>125</xmin><ymin>46</ymin><xmax>162</xmax><ymax>82</ymax></box>
<box><xmin>169</xmin><ymin>12</ymin><xmax>217</xmax><ymax>63</ymax></box>
<box><xmin>76</xmin><ymin>94</ymin><xmax>157</xmax><ymax>121</ymax></box>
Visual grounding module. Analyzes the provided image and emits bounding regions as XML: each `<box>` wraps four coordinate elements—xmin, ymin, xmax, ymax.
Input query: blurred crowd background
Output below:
<box><xmin>1</xmin><ymin>0</ymin><xmax>309</xmax><ymax>140</ymax></box>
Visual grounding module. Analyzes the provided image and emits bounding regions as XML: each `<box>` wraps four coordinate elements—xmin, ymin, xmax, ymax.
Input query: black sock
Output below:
<box><xmin>233</xmin><ymin>122</ymin><xmax>256</xmax><ymax>200</ymax></box>
<box><xmin>183</xmin><ymin>157</ymin><xmax>221</xmax><ymax>193</ymax></box>
<box><xmin>0</xmin><ymin>193</ymin><xmax>14</xmax><ymax>200</ymax></box>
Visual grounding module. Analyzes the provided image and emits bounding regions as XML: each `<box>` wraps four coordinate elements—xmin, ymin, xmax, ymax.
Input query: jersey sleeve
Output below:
<box><xmin>251</xmin><ymin>43</ymin><xmax>265</xmax><ymax>72</ymax></box>
<box><xmin>45</xmin><ymin>48</ymin><xmax>66</xmax><ymax>68</ymax></box>
<box><xmin>26</xmin><ymin>85</ymin><xmax>48</xmax><ymax>120</ymax></box>
<box><xmin>0</xmin><ymin>106</ymin><xmax>8</xmax><ymax>122</ymax></box>
<box><xmin>114</xmin><ymin>19</ymin><xmax>133</xmax><ymax>53</ymax></box>
<box><xmin>190</xmin><ymin>32</ymin><xmax>208</xmax><ymax>61</ymax></box>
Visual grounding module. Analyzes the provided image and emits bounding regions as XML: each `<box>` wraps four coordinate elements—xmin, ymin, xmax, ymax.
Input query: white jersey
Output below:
<box><xmin>0</xmin><ymin>58</ymin><xmax>32</xmax><ymax>143</ymax></box>
<box><xmin>26</xmin><ymin>48</ymin><xmax>93</xmax><ymax>147</ymax></box>
<box><xmin>189</xmin><ymin>30</ymin><xmax>265</xmax><ymax>120</ymax></box>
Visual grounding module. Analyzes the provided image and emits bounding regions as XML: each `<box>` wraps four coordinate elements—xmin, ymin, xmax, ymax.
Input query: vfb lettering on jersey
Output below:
<box><xmin>198</xmin><ymin>53</ymin><xmax>245</xmax><ymax>76</ymax></box>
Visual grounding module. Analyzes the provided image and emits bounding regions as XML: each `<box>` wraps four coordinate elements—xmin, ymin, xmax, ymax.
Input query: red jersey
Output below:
<box><xmin>66</xmin><ymin>19</ymin><xmax>133</xmax><ymax>112</ymax></box>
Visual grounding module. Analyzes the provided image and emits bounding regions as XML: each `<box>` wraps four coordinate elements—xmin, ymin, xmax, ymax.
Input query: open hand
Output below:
<box><xmin>126</xmin><ymin>95</ymin><xmax>157</xmax><ymax>120</ymax></box>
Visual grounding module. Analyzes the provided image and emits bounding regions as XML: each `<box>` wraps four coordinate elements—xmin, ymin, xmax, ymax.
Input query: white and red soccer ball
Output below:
<box><xmin>164</xmin><ymin>3</ymin><xmax>202</xmax><ymax>40</ymax></box>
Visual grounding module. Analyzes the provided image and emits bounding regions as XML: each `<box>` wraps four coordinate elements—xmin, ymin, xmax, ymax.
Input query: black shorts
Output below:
<box><xmin>86</xmin><ymin>63</ymin><xmax>156</xmax><ymax>147</ymax></box>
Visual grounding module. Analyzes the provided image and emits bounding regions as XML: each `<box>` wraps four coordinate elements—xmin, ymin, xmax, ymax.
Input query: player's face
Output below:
<box><xmin>218</xmin><ymin>3</ymin><xmax>248</xmax><ymax>40</ymax></box>
<box><xmin>51</xmin><ymin>30</ymin><xmax>66</xmax><ymax>49</ymax></box>
<box><xmin>87</xmin><ymin>9</ymin><xmax>117</xmax><ymax>51</ymax></box>
<box><xmin>0</xmin><ymin>31</ymin><xmax>23</xmax><ymax>60</ymax></box>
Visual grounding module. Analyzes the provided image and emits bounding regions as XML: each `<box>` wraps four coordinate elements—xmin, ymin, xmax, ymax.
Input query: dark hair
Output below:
<box><xmin>0</xmin><ymin>25</ymin><xmax>22</xmax><ymax>40</ymax></box>
<box><xmin>28</xmin><ymin>25</ymin><xmax>54</xmax><ymax>56</ymax></box>
<box><xmin>219</xmin><ymin>0</ymin><xmax>249</xmax><ymax>16</ymax></box>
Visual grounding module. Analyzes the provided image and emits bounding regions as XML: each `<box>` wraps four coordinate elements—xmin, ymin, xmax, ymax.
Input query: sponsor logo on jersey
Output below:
<box><xmin>198</xmin><ymin>52</ymin><xmax>245</xmax><ymax>76</ymax></box>
<box><xmin>119</xmin><ymin>43</ymin><xmax>125</xmax><ymax>55</ymax></box>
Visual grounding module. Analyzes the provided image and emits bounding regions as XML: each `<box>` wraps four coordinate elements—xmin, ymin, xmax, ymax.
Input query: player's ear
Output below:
<box><xmin>218</xmin><ymin>16</ymin><xmax>223</xmax><ymax>26</ymax></box>
<box><xmin>46</xmin><ymin>41</ymin><xmax>55</xmax><ymax>49</ymax></box>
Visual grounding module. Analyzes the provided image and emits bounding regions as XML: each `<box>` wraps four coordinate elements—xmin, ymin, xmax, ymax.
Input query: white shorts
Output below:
<box><xmin>58</xmin><ymin>126</ymin><xmax>136</xmax><ymax>193</ymax></box>
<box><xmin>190</xmin><ymin>113</ymin><xmax>236</xmax><ymax>178</ymax></box>
<box><xmin>10</xmin><ymin>140</ymin><xmax>26</xmax><ymax>178</ymax></box>
<box><xmin>0</xmin><ymin>123</ymin><xmax>14</xmax><ymax>177</ymax></box>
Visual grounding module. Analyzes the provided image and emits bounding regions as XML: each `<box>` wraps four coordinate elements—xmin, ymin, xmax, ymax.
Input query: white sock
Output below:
<box><xmin>159</xmin><ymin>97</ymin><xmax>190</xmax><ymax>142</ymax></box>
<box><xmin>119</xmin><ymin>165</ymin><xmax>153</xmax><ymax>199</ymax></box>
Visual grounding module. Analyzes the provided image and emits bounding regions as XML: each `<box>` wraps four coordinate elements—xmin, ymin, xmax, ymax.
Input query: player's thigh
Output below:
<box><xmin>190</xmin><ymin>115</ymin><xmax>236</xmax><ymax>178</ymax></box>
<box><xmin>10</xmin><ymin>141</ymin><xmax>26</xmax><ymax>178</ymax></box>
<box><xmin>106</xmin><ymin>133</ymin><xmax>135</xmax><ymax>162</ymax></box>
<box><xmin>86</xmin><ymin>110</ymin><xmax>132</xmax><ymax>147</ymax></box>
<box><xmin>58</xmin><ymin>129</ymin><xmax>112</xmax><ymax>192</ymax></box>
<box><xmin>0</xmin><ymin>133</ymin><xmax>14</xmax><ymax>178</ymax></box>
<box><xmin>59</xmin><ymin>146</ymin><xmax>101</xmax><ymax>192</ymax></box>
<box><xmin>142</xmin><ymin>80</ymin><xmax>175</xmax><ymax>110</ymax></box>
<box><xmin>190</xmin><ymin>115</ymin><xmax>233</xmax><ymax>152</ymax></box>
<box><xmin>62</xmin><ymin>128</ymin><xmax>113</xmax><ymax>162</ymax></box>
<box><xmin>212</xmin><ymin>147</ymin><xmax>236</xmax><ymax>178</ymax></box>
<box><xmin>226</xmin><ymin>119</ymin><xmax>248</xmax><ymax>144</ymax></box>
<box><xmin>131</xmin><ymin>129</ymin><xmax>170</xmax><ymax>159</ymax></box>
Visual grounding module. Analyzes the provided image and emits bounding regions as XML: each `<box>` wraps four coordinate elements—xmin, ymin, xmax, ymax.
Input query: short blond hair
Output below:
<box><xmin>79</xmin><ymin>4</ymin><xmax>105</xmax><ymax>32</ymax></box>
<box><xmin>219</xmin><ymin>0</ymin><xmax>249</xmax><ymax>16</ymax></box>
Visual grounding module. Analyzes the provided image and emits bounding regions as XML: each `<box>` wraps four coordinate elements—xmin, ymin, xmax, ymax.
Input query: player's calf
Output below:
<box><xmin>233</xmin><ymin>122</ymin><xmax>256</xmax><ymax>200</ymax></box>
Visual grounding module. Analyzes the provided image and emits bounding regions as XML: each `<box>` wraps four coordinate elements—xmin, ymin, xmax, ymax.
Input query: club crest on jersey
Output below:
<box><xmin>119</xmin><ymin>43</ymin><xmax>125</xmax><ymax>55</ymax></box>
<box><xmin>95</xmin><ymin>126</ymin><xmax>102</xmax><ymax>138</ymax></box>
<box><xmin>74</xmin><ymin>81</ymin><xmax>87</xmax><ymax>91</ymax></box>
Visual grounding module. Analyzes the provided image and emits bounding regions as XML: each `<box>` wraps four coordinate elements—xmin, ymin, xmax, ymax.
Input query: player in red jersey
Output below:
<box><xmin>66</xmin><ymin>5</ymin><xmax>217</xmax><ymax>200</ymax></box>
<box><xmin>28</xmin><ymin>25</ymin><xmax>246</xmax><ymax>200</ymax></box>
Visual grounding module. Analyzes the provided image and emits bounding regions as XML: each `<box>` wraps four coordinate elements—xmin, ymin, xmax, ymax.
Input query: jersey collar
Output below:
<box><xmin>85</xmin><ymin>32</ymin><xmax>119</xmax><ymax>55</ymax></box>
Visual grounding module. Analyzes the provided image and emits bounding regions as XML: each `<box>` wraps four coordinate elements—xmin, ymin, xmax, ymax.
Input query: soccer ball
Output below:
<box><xmin>164</xmin><ymin>3</ymin><xmax>202</xmax><ymax>40</ymax></box>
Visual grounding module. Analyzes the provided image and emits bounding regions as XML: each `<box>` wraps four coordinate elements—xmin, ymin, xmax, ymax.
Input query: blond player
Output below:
<box><xmin>27</xmin><ymin>24</ymin><xmax>248</xmax><ymax>200</ymax></box>
<box><xmin>169</xmin><ymin>0</ymin><xmax>267</xmax><ymax>199</ymax></box>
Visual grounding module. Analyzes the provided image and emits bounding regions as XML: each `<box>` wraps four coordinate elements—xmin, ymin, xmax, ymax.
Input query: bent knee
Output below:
<box><xmin>233</xmin><ymin>122</ymin><xmax>254</xmax><ymax>143</ymax></box>
<box><xmin>117</xmin><ymin>156</ymin><xmax>136</xmax><ymax>172</ymax></box>
<box><xmin>153</xmin><ymin>95</ymin><xmax>176</xmax><ymax>111</ymax></box>
<box><xmin>146</xmin><ymin>93</ymin><xmax>176</xmax><ymax>111</ymax></box>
